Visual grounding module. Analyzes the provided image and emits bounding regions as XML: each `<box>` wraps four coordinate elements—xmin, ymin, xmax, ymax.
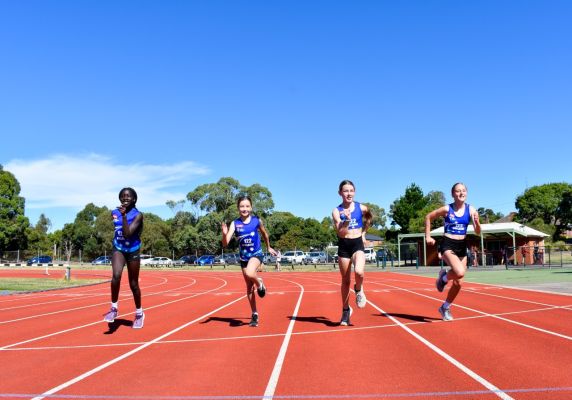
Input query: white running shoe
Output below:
<box><xmin>438</xmin><ymin>305</ymin><xmax>453</xmax><ymax>321</ymax></box>
<box><xmin>355</xmin><ymin>284</ymin><xmax>367</xmax><ymax>308</ymax></box>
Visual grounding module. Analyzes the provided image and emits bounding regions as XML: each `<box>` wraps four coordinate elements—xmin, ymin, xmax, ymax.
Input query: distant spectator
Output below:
<box><xmin>275</xmin><ymin>249</ymin><xmax>282</xmax><ymax>272</ymax></box>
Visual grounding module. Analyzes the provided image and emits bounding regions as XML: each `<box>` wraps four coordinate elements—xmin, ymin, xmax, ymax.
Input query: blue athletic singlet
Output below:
<box><xmin>112</xmin><ymin>208</ymin><xmax>142</xmax><ymax>252</ymax></box>
<box><xmin>234</xmin><ymin>216</ymin><xmax>263</xmax><ymax>261</ymax></box>
<box><xmin>444</xmin><ymin>203</ymin><xmax>471</xmax><ymax>235</ymax></box>
<box><xmin>336</xmin><ymin>202</ymin><xmax>363</xmax><ymax>230</ymax></box>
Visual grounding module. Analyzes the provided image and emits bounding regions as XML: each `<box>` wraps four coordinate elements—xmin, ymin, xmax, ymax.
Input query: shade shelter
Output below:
<box><xmin>398</xmin><ymin>222</ymin><xmax>549</xmax><ymax>266</ymax></box>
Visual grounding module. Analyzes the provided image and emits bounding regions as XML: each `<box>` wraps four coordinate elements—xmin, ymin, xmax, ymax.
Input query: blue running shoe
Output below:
<box><xmin>132</xmin><ymin>312</ymin><xmax>145</xmax><ymax>329</ymax></box>
<box><xmin>103</xmin><ymin>307</ymin><xmax>118</xmax><ymax>323</ymax></box>
<box><xmin>249</xmin><ymin>312</ymin><xmax>259</xmax><ymax>327</ymax></box>
<box><xmin>340</xmin><ymin>306</ymin><xmax>353</xmax><ymax>326</ymax></box>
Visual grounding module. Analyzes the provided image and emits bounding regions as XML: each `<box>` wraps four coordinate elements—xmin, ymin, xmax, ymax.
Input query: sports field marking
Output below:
<box><xmin>366</xmin><ymin>301</ymin><xmax>514</xmax><ymax>400</ymax></box>
<box><xmin>280</xmin><ymin>274</ymin><xmax>515</xmax><ymax>400</ymax></box>
<box><xmin>0</xmin><ymin>276</ymin><xmax>228</xmax><ymax>350</ymax></box>
<box><xmin>10</xmin><ymin>302</ymin><xmax>571</xmax><ymax>352</ymax></box>
<box><xmin>264</xmin><ymin>279</ymin><xmax>304</xmax><ymax>399</ymax></box>
<box><xmin>5</xmin><ymin>386</ymin><xmax>572</xmax><ymax>399</ymax></box>
<box><xmin>463</xmin><ymin>286</ymin><xmax>572</xmax><ymax>309</ymax></box>
<box><xmin>29</xmin><ymin>294</ymin><xmax>246</xmax><ymax>400</ymax></box>
<box><xmin>0</xmin><ymin>278</ymin><xmax>198</xmax><ymax>325</ymax></box>
<box><xmin>0</xmin><ymin>275</ymin><xmax>177</xmax><ymax>312</ymax></box>
<box><xmin>374</xmin><ymin>281</ymin><xmax>572</xmax><ymax>342</ymax></box>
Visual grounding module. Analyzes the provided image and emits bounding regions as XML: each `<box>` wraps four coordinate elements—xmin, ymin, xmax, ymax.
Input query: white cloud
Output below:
<box><xmin>5</xmin><ymin>154</ymin><xmax>211</xmax><ymax>210</ymax></box>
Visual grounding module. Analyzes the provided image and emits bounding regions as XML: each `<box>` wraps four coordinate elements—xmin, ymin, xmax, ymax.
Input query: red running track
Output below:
<box><xmin>0</xmin><ymin>268</ymin><xmax>571</xmax><ymax>399</ymax></box>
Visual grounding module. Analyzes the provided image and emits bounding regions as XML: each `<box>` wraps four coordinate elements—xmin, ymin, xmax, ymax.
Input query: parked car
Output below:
<box><xmin>197</xmin><ymin>254</ymin><xmax>215</xmax><ymax>266</ymax></box>
<box><xmin>304</xmin><ymin>251</ymin><xmax>327</xmax><ymax>264</ymax></box>
<box><xmin>139</xmin><ymin>254</ymin><xmax>154</xmax><ymax>265</ymax></box>
<box><xmin>263</xmin><ymin>252</ymin><xmax>276</xmax><ymax>264</ymax></box>
<box><xmin>377</xmin><ymin>249</ymin><xmax>393</xmax><ymax>261</ymax></box>
<box><xmin>216</xmin><ymin>253</ymin><xmax>239</xmax><ymax>265</ymax></box>
<box><xmin>91</xmin><ymin>255</ymin><xmax>111</xmax><ymax>265</ymax></box>
<box><xmin>282</xmin><ymin>250</ymin><xmax>306</xmax><ymax>264</ymax></box>
<box><xmin>173</xmin><ymin>255</ymin><xmax>198</xmax><ymax>265</ymax></box>
<box><xmin>364</xmin><ymin>248</ymin><xmax>376</xmax><ymax>262</ymax></box>
<box><xmin>147</xmin><ymin>257</ymin><xmax>172</xmax><ymax>266</ymax></box>
<box><xmin>26</xmin><ymin>255</ymin><xmax>52</xmax><ymax>265</ymax></box>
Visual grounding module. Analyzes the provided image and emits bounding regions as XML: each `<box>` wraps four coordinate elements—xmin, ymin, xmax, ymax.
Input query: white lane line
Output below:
<box><xmin>0</xmin><ymin>279</ymin><xmax>196</xmax><ymax>325</ymax></box>
<box><xmin>297</xmin><ymin>275</ymin><xmax>514</xmax><ymax>399</ymax></box>
<box><xmin>263</xmin><ymin>280</ymin><xmax>304</xmax><ymax>399</ymax></box>
<box><xmin>367</xmin><ymin>300</ymin><xmax>514</xmax><ymax>400</ymax></box>
<box><xmin>0</xmin><ymin>275</ymin><xmax>173</xmax><ymax>311</ymax></box>
<box><xmin>30</xmin><ymin>294</ymin><xmax>245</xmax><ymax>400</ymax></box>
<box><xmin>375</xmin><ymin>282</ymin><xmax>572</xmax><ymax>342</ymax></box>
<box><xmin>0</xmin><ymin>278</ymin><xmax>224</xmax><ymax>350</ymax></box>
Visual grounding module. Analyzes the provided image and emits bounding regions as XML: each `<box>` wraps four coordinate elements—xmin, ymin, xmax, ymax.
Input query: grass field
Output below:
<box><xmin>0</xmin><ymin>277</ymin><xmax>106</xmax><ymax>293</ymax></box>
<box><xmin>2</xmin><ymin>265</ymin><xmax>572</xmax><ymax>294</ymax></box>
<box><xmin>462</xmin><ymin>267</ymin><xmax>572</xmax><ymax>285</ymax></box>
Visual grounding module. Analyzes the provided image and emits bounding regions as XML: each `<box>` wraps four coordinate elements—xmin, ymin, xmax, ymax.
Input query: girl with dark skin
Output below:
<box><xmin>103</xmin><ymin>187</ymin><xmax>145</xmax><ymax>328</ymax></box>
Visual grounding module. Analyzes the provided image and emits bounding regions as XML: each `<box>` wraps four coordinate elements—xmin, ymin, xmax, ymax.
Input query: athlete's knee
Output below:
<box><xmin>128</xmin><ymin>279</ymin><xmax>140</xmax><ymax>291</ymax></box>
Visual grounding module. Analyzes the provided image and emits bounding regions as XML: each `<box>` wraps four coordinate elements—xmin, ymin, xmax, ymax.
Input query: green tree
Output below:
<box><xmin>477</xmin><ymin>207</ymin><xmax>504</xmax><ymax>224</ymax></box>
<box><xmin>515</xmin><ymin>183</ymin><xmax>572</xmax><ymax>224</ymax></box>
<box><xmin>0</xmin><ymin>165</ymin><xmax>30</xmax><ymax>254</ymax></box>
<box><xmin>186</xmin><ymin>177</ymin><xmax>275</xmax><ymax>222</ymax></box>
<box><xmin>408</xmin><ymin>191</ymin><xmax>446</xmax><ymax>233</ymax></box>
<box><xmin>362</xmin><ymin>202</ymin><xmax>387</xmax><ymax>229</ymax></box>
<box><xmin>527</xmin><ymin>217</ymin><xmax>556</xmax><ymax>242</ymax></box>
<box><xmin>72</xmin><ymin>203</ymin><xmax>108</xmax><ymax>259</ymax></box>
<box><xmin>27</xmin><ymin>214</ymin><xmax>53</xmax><ymax>255</ymax></box>
<box><xmin>275</xmin><ymin>217</ymin><xmax>333</xmax><ymax>251</ymax></box>
<box><xmin>389</xmin><ymin>184</ymin><xmax>436</xmax><ymax>234</ymax></box>
<box><xmin>265</xmin><ymin>211</ymin><xmax>300</xmax><ymax>245</ymax></box>
<box><xmin>141</xmin><ymin>213</ymin><xmax>170</xmax><ymax>256</ymax></box>
<box><xmin>194</xmin><ymin>212</ymin><xmax>224</xmax><ymax>254</ymax></box>
<box><xmin>556</xmin><ymin>190</ymin><xmax>572</xmax><ymax>236</ymax></box>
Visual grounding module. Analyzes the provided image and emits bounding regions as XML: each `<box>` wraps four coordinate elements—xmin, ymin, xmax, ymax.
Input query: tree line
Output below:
<box><xmin>1</xmin><ymin>165</ymin><xmax>571</xmax><ymax>261</ymax></box>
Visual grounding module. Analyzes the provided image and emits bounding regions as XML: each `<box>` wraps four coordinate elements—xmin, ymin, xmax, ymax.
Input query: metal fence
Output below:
<box><xmin>465</xmin><ymin>245</ymin><xmax>572</xmax><ymax>269</ymax></box>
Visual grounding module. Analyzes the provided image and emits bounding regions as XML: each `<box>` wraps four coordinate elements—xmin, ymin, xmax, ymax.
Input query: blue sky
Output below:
<box><xmin>1</xmin><ymin>1</ymin><xmax>571</xmax><ymax>231</ymax></box>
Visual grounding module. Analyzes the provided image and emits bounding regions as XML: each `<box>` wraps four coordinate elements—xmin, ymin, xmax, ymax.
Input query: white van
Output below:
<box><xmin>282</xmin><ymin>250</ymin><xmax>306</xmax><ymax>264</ymax></box>
<box><xmin>363</xmin><ymin>248</ymin><xmax>376</xmax><ymax>262</ymax></box>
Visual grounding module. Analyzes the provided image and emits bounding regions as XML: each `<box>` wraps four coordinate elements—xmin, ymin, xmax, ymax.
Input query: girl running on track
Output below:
<box><xmin>222</xmin><ymin>195</ymin><xmax>277</xmax><ymax>327</ymax></box>
<box><xmin>103</xmin><ymin>187</ymin><xmax>145</xmax><ymax>329</ymax></box>
<box><xmin>425</xmin><ymin>182</ymin><xmax>481</xmax><ymax>321</ymax></box>
<box><xmin>332</xmin><ymin>180</ymin><xmax>371</xmax><ymax>326</ymax></box>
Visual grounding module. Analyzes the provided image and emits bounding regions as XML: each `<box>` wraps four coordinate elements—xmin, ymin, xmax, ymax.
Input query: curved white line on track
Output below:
<box><xmin>30</xmin><ymin>294</ymin><xmax>245</xmax><ymax>400</ymax></box>
<box><xmin>0</xmin><ymin>274</ymin><xmax>174</xmax><ymax>312</ymax></box>
<box><xmin>0</xmin><ymin>276</ymin><xmax>225</xmax><ymax>350</ymax></box>
<box><xmin>0</xmin><ymin>277</ymin><xmax>198</xmax><ymax>325</ymax></box>
<box><xmin>263</xmin><ymin>279</ymin><xmax>304</xmax><ymax>399</ymax></box>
